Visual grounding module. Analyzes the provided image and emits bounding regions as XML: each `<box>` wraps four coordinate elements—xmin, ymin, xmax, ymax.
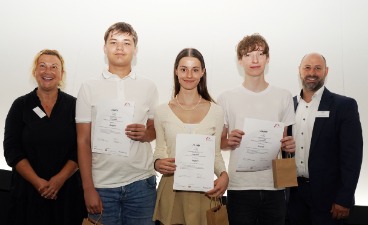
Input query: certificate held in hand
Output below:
<box><xmin>173</xmin><ymin>134</ymin><xmax>215</xmax><ymax>192</ymax></box>
<box><xmin>236</xmin><ymin>118</ymin><xmax>284</xmax><ymax>172</ymax></box>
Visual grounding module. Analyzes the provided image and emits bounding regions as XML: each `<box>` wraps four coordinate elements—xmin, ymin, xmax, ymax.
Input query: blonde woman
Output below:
<box><xmin>3</xmin><ymin>49</ymin><xmax>85</xmax><ymax>225</ymax></box>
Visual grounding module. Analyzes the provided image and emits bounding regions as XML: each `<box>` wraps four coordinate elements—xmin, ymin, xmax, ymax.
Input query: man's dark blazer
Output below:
<box><xmin>291</xmin><ymin>88</ymin><xmax>363</xmax><ymax>211</ymax></box>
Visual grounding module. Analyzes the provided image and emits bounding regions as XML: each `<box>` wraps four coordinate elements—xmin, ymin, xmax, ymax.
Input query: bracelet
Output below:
<box><xmin>153</xmin><ymin>158</ymin><xmax>160</xmax><ymax>171</ymax></box>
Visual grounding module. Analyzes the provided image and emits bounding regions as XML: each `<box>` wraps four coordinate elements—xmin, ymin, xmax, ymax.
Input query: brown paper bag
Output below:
<box><xmin>272</xmin><ymin>152</ymin><xmax>298</xmax><ymax>188</ymax></box>
<box><xmin>82</xmin><ymin>213</ymin><xmax>103</xmax><ymax>225</ymax></box>
<box><xmin>206</xmin><ymin>198</ymin><xmax>229</xmax><ymax>225</ymax></box>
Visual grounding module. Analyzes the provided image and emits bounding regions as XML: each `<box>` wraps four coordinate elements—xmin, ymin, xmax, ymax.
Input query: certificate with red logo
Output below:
<box><xmin>174</xmin><ymin>134</ymin><xmax>215</xmax><ymax>192</ymax></box>
<box><xmin>236</xmin><ymin>118</ymin><xmax>284</xmax><ymax>172</ymax></box>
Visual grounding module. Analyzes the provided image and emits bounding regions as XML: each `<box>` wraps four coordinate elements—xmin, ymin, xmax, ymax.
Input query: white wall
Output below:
<box><xmin>0</xmin><ymin>0</ymin><xmax>367</xmax><ymax>205</ymax></box>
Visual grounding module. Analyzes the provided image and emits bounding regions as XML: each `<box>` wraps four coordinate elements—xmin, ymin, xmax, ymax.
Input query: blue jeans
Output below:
<box><xmin>91</xmin><ymin>176</ymin><xmax>156</xmax><ymax>225</ymax></box>
<box><xmin>227</xmin><ymin>190</ymin><xmax>286</xmax><ymax>225</ymax></box>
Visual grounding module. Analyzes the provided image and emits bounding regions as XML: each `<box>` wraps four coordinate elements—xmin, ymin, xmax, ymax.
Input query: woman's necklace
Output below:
<box><xmin>175</xmin><ymin>95</ymin><xmax>202</xmax><ymax>111</ymax></box>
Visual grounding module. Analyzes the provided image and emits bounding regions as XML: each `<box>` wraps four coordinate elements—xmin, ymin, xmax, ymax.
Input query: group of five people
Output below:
<box><xmin>3</xmin><ymin>21</ymin><xmax>363</xmax><ymax>225</ymax></box>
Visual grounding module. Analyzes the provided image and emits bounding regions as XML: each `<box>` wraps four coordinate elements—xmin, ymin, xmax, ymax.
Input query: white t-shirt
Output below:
<box><xmin>76</xmin><ymin>69</ymin><xmax>159</xmax><ymax>188</ymax></box>
<box><xmin>217</xmin><ymin>85</ymin><xmax>295</xmax><ymax>190</ymax></box>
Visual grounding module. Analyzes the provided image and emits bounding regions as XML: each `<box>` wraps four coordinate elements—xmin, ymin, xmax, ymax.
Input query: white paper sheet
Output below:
<box><xmin>174</xmin><ymin>134</ymin><xmax>215</xmax><ymax>192</ymax></box>
<box><xmin>92</xmin><ymin>100</ymin><xmax>134</xmax><ymax>157</ymax></box>
<box><xmin>236</xmin><ymin>118</ymin><xmax>284</xmax><ymax>172</ymax></box>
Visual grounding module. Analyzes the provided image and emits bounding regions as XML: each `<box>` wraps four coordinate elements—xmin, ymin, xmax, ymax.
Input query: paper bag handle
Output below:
<box><xmin>87</xmin><ymin>213</ymin><xmax>102</xmax><ymax>225</ymax></box>
<box><xmin>209</xmin><ymin>197</ymin><xmax>223</xmax><ymax>209</ymax></box>
<box><xmin>279</xmin><ymin>148</ymin><xmax>292</xmax><ymax>159</ymax></box>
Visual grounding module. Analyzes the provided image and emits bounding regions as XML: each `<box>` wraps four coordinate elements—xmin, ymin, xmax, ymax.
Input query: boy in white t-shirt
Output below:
<box><xmin>76</xmin><ymin>22</ymin><xmax>158</xmax><ymax>225</ymax></box>
<box><xmin>218</xmin><ymin>33</ymin><xmax>295</xmax><ymax>225</ymax></box>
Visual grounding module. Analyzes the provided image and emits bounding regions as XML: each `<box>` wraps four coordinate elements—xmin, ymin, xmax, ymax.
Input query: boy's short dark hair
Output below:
<box><xmin>104</xmin><ymin>22</ymin><xmax>138</xmax><ymax>46</ymax></box>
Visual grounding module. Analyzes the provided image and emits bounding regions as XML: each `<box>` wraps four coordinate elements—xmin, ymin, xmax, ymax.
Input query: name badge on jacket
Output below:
<box><xmin>316</xmin><ymin>111</ymin><xmax>329</xmax><ymax>118</ymax></box>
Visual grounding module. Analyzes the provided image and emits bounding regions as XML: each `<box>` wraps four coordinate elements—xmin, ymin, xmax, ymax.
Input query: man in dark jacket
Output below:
<box><xmin>288</xmin><ymin>52</ymin><xmax>363</xmax><ymax>225</ymax></box>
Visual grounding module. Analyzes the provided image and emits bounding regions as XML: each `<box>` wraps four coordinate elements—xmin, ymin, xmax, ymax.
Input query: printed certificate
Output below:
<box><xmin>174</xmin><ymin>134</ymin><xmax>215</xmax><ymax>192</ymax></box>
<box><xmin>92</xmin><ymin>100</ymin><xmax>134</xmax><ymax>157</ymax></box>
<box><xmin>236</xmin><ymin>118</ymin><xmax>284</xmax><ymax>172</ymax></box>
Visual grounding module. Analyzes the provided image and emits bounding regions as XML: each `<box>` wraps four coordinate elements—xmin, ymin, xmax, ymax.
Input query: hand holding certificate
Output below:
<box><xmin>236</xmin><ymin>118</ymin><xmax>284</xmax><ymax>172</ymax></box>
<box><xmin>174</xmin><ymin>134</ymin><xmax>215</xmax><ymax>192</ymax></box>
